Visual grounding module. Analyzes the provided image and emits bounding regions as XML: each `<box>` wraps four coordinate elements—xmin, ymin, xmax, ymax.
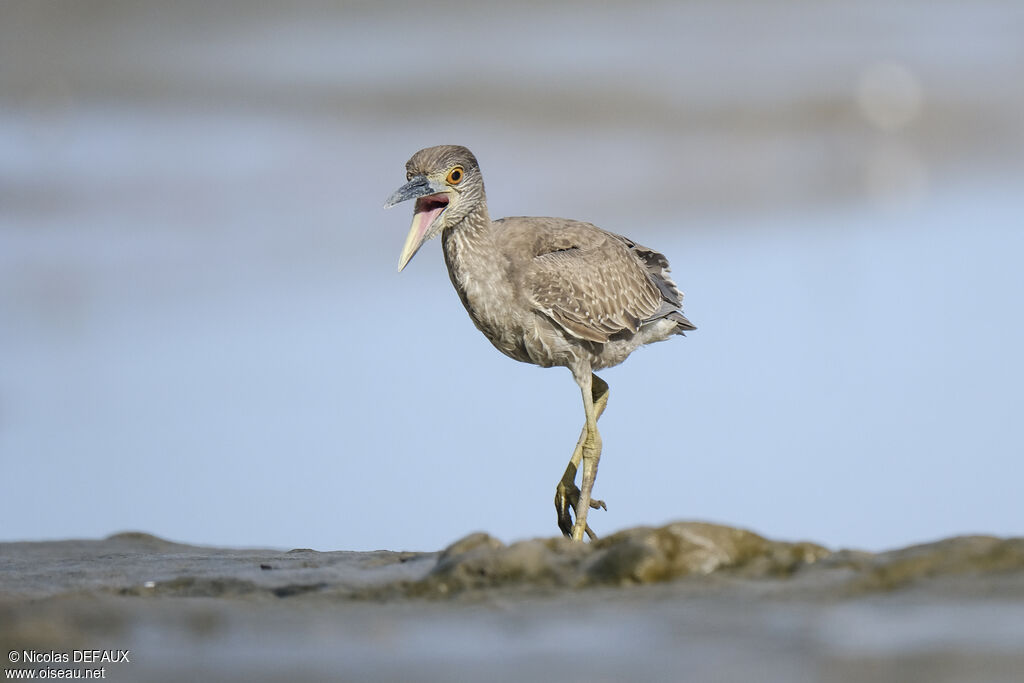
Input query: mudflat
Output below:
<box><xmin>3</xmin><ymin>522</ymin><xmax>1023</xmax><ymax>682</ymax></box>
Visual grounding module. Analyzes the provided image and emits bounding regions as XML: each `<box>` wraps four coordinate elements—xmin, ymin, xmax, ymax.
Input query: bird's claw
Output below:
<box><xmin>555</xmin><ymin>481</ymin><xmax>606</xmax><ymax>540</ymax></box>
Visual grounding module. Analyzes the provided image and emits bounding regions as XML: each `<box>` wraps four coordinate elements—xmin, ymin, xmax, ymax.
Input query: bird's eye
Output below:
<box><xmin>446</xmin><ymin>166</ymin><xmax>464</xmax><ymax>185</ymax></box>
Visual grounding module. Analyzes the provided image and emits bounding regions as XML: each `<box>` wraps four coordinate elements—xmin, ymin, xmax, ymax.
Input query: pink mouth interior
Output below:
<box><xmin>411</xmin><ymin>193</ymin><xmax>449</xmax><ymax>238</ymax></box>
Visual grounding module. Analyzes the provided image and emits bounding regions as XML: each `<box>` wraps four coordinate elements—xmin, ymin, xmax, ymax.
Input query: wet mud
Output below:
<box><xmin>3</xmin><ymin>523</ymin><xmax>1023</xmax><ymax>682</ymax></box>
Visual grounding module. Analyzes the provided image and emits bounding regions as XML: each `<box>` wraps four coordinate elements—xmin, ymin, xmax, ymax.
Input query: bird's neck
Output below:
<box><xmin>441</xmin><ymin>203</ymin><xmax>494</xmax><ymax>271</ymax></box>
<box><xmin>441</xmin><ymin>202</ymin><xmax>504</xmax><ymax>319</ymax></box>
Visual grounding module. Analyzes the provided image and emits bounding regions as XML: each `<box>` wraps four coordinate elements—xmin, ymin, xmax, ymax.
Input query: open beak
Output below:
<box><xmin>384</xmin><ymin>175</ymin><xmax>450</xmax><ymax>272</ymax></box>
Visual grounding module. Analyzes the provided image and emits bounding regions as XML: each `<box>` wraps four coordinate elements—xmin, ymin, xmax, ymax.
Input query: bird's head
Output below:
<box><xmin>384</xmin><ymin>145</ymin><xmax>484</xmax><ymax>271</ymax></box>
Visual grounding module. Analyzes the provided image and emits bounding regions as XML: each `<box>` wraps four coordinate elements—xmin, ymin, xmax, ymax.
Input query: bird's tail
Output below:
<box><xmin>667</xmin><ymin>311</ymin><xmax>697</xmax><ymax>335</ymax></box>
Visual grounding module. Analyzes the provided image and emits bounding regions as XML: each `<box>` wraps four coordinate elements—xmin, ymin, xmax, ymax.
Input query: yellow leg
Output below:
<box><xmin>554</xmin><ymin>373</ymin><xmax>608</xmax><ymax>540</ymax></box>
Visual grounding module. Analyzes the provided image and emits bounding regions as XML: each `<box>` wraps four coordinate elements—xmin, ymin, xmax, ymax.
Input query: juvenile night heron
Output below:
<box><xmin>385</xmin><ymin>145</ymin><xmax>695</xmax><ymax>541</ymax></box>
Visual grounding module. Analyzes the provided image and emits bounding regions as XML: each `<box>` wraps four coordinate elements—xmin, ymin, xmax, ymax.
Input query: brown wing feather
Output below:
<box><xmin>521</xmin><ymin>224</ymin><xmax>663</xmax><ymax>343</ymax></box>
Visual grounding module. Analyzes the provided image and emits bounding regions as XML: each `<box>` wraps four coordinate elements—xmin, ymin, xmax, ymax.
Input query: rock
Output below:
<box><xmin>583</xmin><ymin>522</ymin><xmax>830</xmax><ymax>585</ymax></box>
<box><xmin>403</xmin><ymin>522</ymin><xmax>830</xmax><ymax>596</ymax></box>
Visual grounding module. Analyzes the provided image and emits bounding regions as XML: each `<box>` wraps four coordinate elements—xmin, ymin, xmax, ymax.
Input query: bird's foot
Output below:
<box><xmin>555</xmin><ymin>481</ymin><xmax>606</xmax><ymax>540</ymax></box>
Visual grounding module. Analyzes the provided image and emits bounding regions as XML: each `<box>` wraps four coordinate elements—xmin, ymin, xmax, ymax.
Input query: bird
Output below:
<box><xmin>384</xmin><ymin>145</ymin><xmax>695</xmax><ymax>541</ymax></box>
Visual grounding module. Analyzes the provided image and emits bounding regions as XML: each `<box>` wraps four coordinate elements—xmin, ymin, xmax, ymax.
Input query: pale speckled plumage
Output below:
<box><xmin>388</xmin><ymin>145</ymin><xmax>695</xmax><ymax>540</ymax></box>
<box><xmin>444</xmin><ymin>214</ymin><xmax>694</xmax><ymax>376</ymax></box>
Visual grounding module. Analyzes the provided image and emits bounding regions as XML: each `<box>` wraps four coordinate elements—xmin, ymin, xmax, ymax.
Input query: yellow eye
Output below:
<box><xmin>446</xmin><ymin>166</ymin><xmax>464</xmax><ymax>185</ymax></box>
